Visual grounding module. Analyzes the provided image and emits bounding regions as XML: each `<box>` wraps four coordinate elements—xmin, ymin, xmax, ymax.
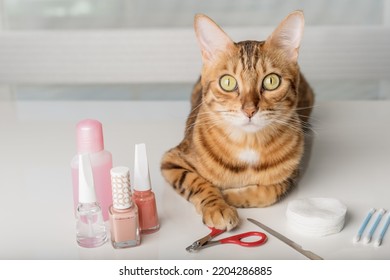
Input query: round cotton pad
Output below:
<box><xmin>286</xmin><ymin>197</ymin><xmax>347</xmax><ymax>237</ymax></box>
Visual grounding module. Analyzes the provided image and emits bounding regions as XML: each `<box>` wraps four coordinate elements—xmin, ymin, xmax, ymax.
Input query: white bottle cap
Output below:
<box><xmin>78</xmin><ymin>153</ymin><xmax>97</xmax><ymax>203</ymax></box>
<box><xmin>133</xmin><ymin>143</ymin><xmax>152</xmax><ymax>191</ymax></box>
<box><xmin>110</xmin><ymin>166</ymin><xmax>132</xmax><ymax>209</ymax></box>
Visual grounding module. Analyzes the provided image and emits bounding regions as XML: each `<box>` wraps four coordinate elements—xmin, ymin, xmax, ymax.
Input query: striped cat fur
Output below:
<box><xmin>161</xmin><ymin>11</ymin><xmax>314</xmax><ymax>230</ymax></box>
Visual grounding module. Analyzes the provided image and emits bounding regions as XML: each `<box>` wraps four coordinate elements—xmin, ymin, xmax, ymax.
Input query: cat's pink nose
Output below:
<box><xmin>243</xmin><ymin>107</ymin><xmax>257</xmax><ymax>118</ymax></box>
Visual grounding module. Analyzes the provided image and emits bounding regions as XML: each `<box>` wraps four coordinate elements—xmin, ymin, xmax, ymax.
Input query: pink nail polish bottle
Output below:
<box><xmin>133</xmin><ymin>143</ymin><xmax>160</xmax><ymax>234</ymax></box>
<box><xmin>109</xmin><ymin>166</ymin><xmax>141</xmax><ymax>249</ymax></box>
<box><xmin>71</xmin><ymin>119</ymin><xmax>113</xmax><ymax>221</ymax></box>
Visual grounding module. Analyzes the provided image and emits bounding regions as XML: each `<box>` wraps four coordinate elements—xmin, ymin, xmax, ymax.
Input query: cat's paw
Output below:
<box><xmin>201</xmin><ymin>203</ymin><xmax>239</xmax><ymax>231</ymax></box>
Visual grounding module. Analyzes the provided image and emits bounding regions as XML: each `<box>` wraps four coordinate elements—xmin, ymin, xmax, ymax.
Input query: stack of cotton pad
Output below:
<box><xmin>286</xmin><ymin>198</ymin><xmax>347</xmax><ymax>237</ymax></box>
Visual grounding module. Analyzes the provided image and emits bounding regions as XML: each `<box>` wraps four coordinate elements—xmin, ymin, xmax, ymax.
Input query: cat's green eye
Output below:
<box><xmin>219</xmin><ymin>75</ymin><xmax>238</xmax><ymax>92</ymax></box>
<box><xmin>262</xmin><ymin>73</ymin><xmax>281</xmax><ymax>91</ymax></box>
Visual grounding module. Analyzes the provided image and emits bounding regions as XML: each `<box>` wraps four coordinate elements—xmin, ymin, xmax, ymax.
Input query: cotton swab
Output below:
<box><xmin>353</xmin><ymin>208</ymin><xmax>376</xmax><ymax>243</ymax></box>
<box><xmin>374</xmin><ymin>214</ymin><xmax>390</xmax><ymax>247</ymax></box>
<box><xmin>363</xmin><ymin>208</ymin><xmax>386</xmax><ymax>244</ymax></box>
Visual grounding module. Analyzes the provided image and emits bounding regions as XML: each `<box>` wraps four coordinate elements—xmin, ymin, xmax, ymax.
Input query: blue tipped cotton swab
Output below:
<box><xmin>353</xmin><ymin>208</ymin><xmax>376</xmax><ymax>243</ymax></box>
<box><xmin>363</xmin><ymin>208</ymin><xmax>386</xmax><ymax>244</ymax></box>
<box><xmin>374</xmin><ymin>214</ymin><xmax>390</xmax><ymax>247</ymax></box>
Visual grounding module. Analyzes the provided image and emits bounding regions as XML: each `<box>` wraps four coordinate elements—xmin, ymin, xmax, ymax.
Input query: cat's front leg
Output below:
<box><xmin>161</xmin><ymin>149</ymin><xmax>239</xmax><ymax>230</ymax></box>
<box><xmin>199</xmin><ymin>193</ymin><xmax>239</xmax><ymax>231</ymax></box>
<box><xmin>222</xmin><ymin>180</ymin><xmax>293</xmax><ymax>208</ymax></box>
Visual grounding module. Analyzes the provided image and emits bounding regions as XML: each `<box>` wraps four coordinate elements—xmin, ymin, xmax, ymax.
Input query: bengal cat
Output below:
<box><xmin>161</xmin><ymin>11</ymin><xmax>314</xmax><ymax>231</ymax></box>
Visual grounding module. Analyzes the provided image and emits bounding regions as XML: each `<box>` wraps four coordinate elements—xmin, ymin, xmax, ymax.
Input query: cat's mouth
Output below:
<box><xmin>240</xmin><ymin>118</ymin><xmax>264</xmax><ymax>132</ymax></box>
<box><xmin>240</xmin><ymin>112</ymin><xmax>273</xmax><ymax>132</ymax></box>
<box><xmin>221</xmin><ymin>111</ymin><xmax>269</xmax><ymax>133</ymax></box>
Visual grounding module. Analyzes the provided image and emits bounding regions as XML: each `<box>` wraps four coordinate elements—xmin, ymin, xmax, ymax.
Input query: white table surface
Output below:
<box><xmin>0</xmin><ymin>99</ymin><xmax>389</xmax><ymax>260</ymax></box>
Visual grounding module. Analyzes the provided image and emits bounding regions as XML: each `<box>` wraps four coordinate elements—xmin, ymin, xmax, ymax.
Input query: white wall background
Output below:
<box><xmin>0</xmin><ymin>0</ymin><xmax>389</xmax><ymax>101</ymax></box>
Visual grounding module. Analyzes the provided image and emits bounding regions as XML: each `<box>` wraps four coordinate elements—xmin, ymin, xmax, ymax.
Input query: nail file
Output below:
<box><xmin>248</xmin><ymin>218</ymin><xmax>323</xmax><ymax>260</ymax></box>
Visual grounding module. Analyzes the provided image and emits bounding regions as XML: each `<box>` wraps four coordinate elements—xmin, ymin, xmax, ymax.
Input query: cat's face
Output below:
<box><xmin>194</xmin><ymin>12</ymin><xmax>304</xmax><ymax>134</ymax></box>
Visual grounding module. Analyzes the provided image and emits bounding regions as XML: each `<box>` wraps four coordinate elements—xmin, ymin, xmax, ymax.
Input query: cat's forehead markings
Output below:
<box><xmin>237</xmin><ymin>41</ymin><xmax>264</xmax><ymax>72</ymax></box>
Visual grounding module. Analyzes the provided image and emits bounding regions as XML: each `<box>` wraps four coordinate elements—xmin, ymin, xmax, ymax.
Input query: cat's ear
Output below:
<box><xmin>194</xmin><ymin>14</ymin><xmax>235</xmax><ymax>64</ymax></box>
<box><xmin>265</xmin><ymin>11</ymin><xmax>305</xmax><ymax>62</ymax></box>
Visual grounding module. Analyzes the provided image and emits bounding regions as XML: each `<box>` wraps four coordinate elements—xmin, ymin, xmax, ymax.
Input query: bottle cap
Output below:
<box><xmin>76</xmin><ymin>119</ymin><xmax>104</xmax><ymax>154</ymax></box>
<box><xmin>133</xmin><ymin>143</ymin><xmax>152</xmax><ymax>191</ymax></box>
<box><xmin>78</xmin><ymin>154</ymin><xmax>97</xmax><ymax>203</ymax></box>
<box><xmin>110</xmin><ymin>166</ymin><xmax>132</xmax><ymax>209</ymax></box>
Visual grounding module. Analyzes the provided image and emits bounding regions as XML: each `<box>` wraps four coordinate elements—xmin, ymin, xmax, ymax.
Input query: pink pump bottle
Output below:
<box><xmin>71</xmin><ymin>119</ymin><xmax>113</xmax><ymax>221</ymax></box>
<box><xmin>133</xmin><ymin>143</ymin><xmax>160</xmax><ymax>234</ymax></box>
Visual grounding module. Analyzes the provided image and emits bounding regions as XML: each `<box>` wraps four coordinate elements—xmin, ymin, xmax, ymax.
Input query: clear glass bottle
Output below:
<box><xmin>76</xmin><ymin>203</ymin><xmax>108</xmax><ymax>248</ymax></box>
<box><xmin>76</xmin><ymin>154</ymin><xmax>108</xmax><ymax>248</ymax></box>
<box><xmin>109</xmin><ymin>166</ymin><xmax>141</xmax><ymax>248</ymax></box>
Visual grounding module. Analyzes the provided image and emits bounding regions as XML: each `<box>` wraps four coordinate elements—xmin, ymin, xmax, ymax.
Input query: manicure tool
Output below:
<box><xmin>374</xmin><ymin>214</ymin><xmax>390</xmax><ymax>247</ymax></box>
<box><xmin>353</xmin><ymin>208</ymin><xmax>376</xmax><ymax>243</ymax></box>
<box><xmin>247</xmin><ymin>218</ymin><xmax>323</xmax><ymax>260</ymax></box>
<box><xmin>364</xmin><ymin>208</ymin><xmax>386</xmax><ymax>244</ymax></box>
<box><xmin>186</xmin><ymin>227</ymin><xmax>267</xmax><ymax>252</ymax></box>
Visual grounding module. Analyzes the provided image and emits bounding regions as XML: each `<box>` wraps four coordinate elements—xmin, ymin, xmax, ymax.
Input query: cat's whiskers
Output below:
<box><xmin>270</xmin><ymin>104</ymin><xmax>320</xmax><ymax>135</ymax></box>
<box><xmin>215</xmin><ymin>109</ymin><xmax>237</xmax><ymax>113</ymax></box>
<box><xmin>185</xmin><ymin>114</ymin><xmax>225</xmax><ymax>134</ymax></box>
<box><xmin>292</xmin><ymin>106</ymin><xmax>321</xmax><ymax>123</ymax></box>
<box><xmin>205</xmin><ymin>119</ymin><xmax>226</xmax><ymax>133</ymax></box>
<box><xmin>294</xmin><ymin>104</ymin><xmax>320</xmax><ymax>111</ymax></box>
<box><xmin>189</xmin><ymin>99</ymin><xmax>208</xmax><ymax>114</ymax></box>
<box><xmin>190</xmin><ymin>109</ymin><xmax>243</xmax><ymax>135</ymax></box>
<box><xmin>289</xmin><ymin>109</ymin><xmax>321</xmax><ymax>134</ymax></box>
<box><xmin>271</xmin><ymin>117</ymin><xmax>318</xmax><ymax>136</ymax></box>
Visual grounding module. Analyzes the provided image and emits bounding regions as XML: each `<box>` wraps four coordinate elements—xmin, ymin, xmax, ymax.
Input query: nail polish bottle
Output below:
<box><xmin>71</xmin><ymin>119</ymin><xmax>113</xmax><ymax>221</ymax></box>
<box><xmin>76</xmin><ymin>154</ymin><xmax>108</xmax><ymax>248</ymax></box>
<box><xmin>109</xmin><ymin>166</ymin><xmax>141</xmax><ymax>248</ymax></box>
<box><xmin>133</xmin><ymin>143</ymin><xmax>160</xmax><ymax>234</ymax></box>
